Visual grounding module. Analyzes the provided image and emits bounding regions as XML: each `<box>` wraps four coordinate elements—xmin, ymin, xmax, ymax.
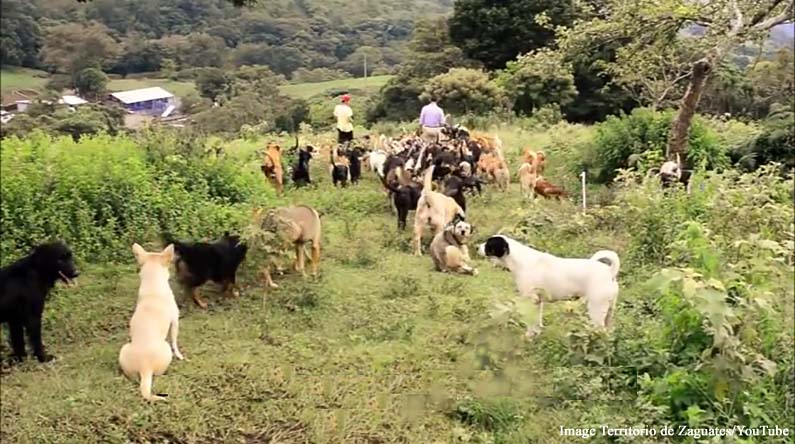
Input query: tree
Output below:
<box><xmin>196</xmin><ymin>68</ymin><xmax>232</xmax><ymax>101</ymax></box>
<box><xmin>449</xmin><ymin>0</ymin><xmax>577</xmax><ymax>70</ymax></box>
<box><xmin>495</xmin><ymin>49</ymin><xmax>577</xmax><ymax>116</ymax></box>
<box><xmin>0</xmin><ymin>0</ymin><xmax>42</xmax><ymax>67</ymax></box>
<box><xmin>560</xmin><ymin>0</ymin><xmax>795</xmax><ymax>161</ymax></box>
<box><xmin>111</xmin><ymin>35</ymin><xmax>164</xmax><ymax>75</ymax></box>
<box><xmin>422</xmin><ymin>68</ymin><xmax>507</xmax><ymax>115</ymax></box>
<box><xmin>447</xmin><ymin>0</ymin><xmax>635</xmax><ymax>122</ymax></box>
<box><xmin>339</xmin><ymin>46</ymin><xmax>384</xmax><ymax>76</ymax></box>
<box><xmin>41</xmin><ymin>22</ymin><xmax>120</xmax><ymax>76</ymax></box>
<box><xmin>369</xmin><ymin>18</ymin><xmax>475</xmax><ymax>122</ymax></box>
<box><xmin>183</xmin><ymin>33</ymin><xmax>226</xmax><ymax>68</ymax></box>
<box><xmin>73</xmin><ymin>67</ymin><xmax>108</xmax><ymax>100</ymax></box>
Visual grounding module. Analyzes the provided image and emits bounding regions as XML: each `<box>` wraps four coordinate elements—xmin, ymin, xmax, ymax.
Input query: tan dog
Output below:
<box><xmin>522</xmin><ymin>149</ymin><xmax>546</xmax><ymax>174</ymax></box>
<box><xmin>258</xmin><ymin>205</ymin><xmax>322</xmax><ymax>288</ymax></box>
<box><xmin>429</xmin><ymin>215</ymin><xmax>477</xmax><ymax>275</ymax></box>
<box><xmin>260</xmin><ymin>142</ymin><xmax>284</xmax><ymax>193</ymax></box>
<box><xmin>119</xmin><ymin>244</ymin><xmax>184</xmax><ymax>402</ymax></box>
<box><xmin>518</xmin><ymin>162</ymin><xmax>538</xmax><ymax>198</ymax></box>
<box><xmin>414</xmin><ymin>166</ymin><xmax>466</xmax><ymax>256</ymax></box>
<box><xmin>494</xmin><ymin>164</ymin><xmax>510</xmax><ymax>191</ymax></box>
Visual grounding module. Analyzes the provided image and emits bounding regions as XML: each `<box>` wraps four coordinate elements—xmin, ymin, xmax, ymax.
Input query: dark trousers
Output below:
<box><xmin>338</xmin><ymin>129</ymin><xmax>353</xmax><ymax>144</ymax></box>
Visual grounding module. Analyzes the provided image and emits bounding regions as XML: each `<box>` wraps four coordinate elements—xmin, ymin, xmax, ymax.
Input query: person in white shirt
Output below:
<box><xmin>334</xmin><ymin>94</ymin><xmax>354</xmax><ymax>144</ymax></box>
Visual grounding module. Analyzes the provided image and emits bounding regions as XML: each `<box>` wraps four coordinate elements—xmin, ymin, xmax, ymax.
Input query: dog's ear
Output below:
<box><xmin>224</xmin><ymin>231</ymin><xmax>231</xmax><ymax>238</ymax></box>
<box><xmin>161</xmin><ymin>244</ymin><xmax>175</xmax><ymax>264</ymax></box>
<box><xmin>132</xmin><ymin>243</ymin><xmax>147</xmax><ymax>264</ymax></box>
<box><xmin>483</xmin><ymin>236</ymin><xmax>510</xmax><ymax>258</ymax></box>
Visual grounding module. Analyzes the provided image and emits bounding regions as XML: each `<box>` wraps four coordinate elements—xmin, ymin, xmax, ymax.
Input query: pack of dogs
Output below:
<box><xmin>0</xmin><ymin>124</ymin><xmax>693</xmax><ymax>401</ymax></box>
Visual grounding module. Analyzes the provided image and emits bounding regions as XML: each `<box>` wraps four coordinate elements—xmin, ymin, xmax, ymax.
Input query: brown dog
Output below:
<box><xmin>534</xmin><ymin>176</ymin><xmax>568</xmax><ymax>200</ymax></box>
<box><xmin>257</xmin><ymin>205</ymin><xmax>322</xmax><ymax>288</ymax></box>
<box><xmin>522</xmin><ymin>149</ymin><xmax>546</xmax><ymax>175</ymax></box>
<box><xmin>477</xmin><ymin>153</ymin><xmax>510</xmax><ymax>191</ymax></box>
<box><xmin>260</xmin><ymin>142</ymin><xmax>284</xmax><ymax>193</ymax></box>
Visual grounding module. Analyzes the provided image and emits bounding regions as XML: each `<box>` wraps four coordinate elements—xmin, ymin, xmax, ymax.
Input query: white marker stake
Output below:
<box><xmin>580</xmin><ymin>171</ymin><xmax>587</xmax><ymax>213</ymax></box>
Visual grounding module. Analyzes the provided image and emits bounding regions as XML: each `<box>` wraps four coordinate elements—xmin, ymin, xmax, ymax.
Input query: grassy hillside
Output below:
<box><xmin>1</xmin><ymin>68</ymin><xmax>386</xmax><ymax>101</ymax></box>
<box><xmin>1</xmin><ymin>124</ymin><xmax>792</xmax><ymax>443</ymax></box>
<box><xmin>280</xmin><ymin>75</ymin><xmax>393</xmax><ymax>99</ymax></box>
<box><xmin>0</xmin><ymin>67</ymin><xmax>49</xmax><ymax>93</ymax></box>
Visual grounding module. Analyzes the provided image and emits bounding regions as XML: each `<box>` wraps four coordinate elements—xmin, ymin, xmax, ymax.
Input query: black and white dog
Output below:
<box><xmin>478</xmin><ymin>235</ymin><xmax>620</xmax><ymax>336</ymax></box>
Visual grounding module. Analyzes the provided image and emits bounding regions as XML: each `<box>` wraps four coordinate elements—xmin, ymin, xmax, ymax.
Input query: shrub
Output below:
<box><xmin>0</xmin><ymin>131</ymin><xmax>273</xmax><ymax>263</ymax></box>
<box><xmin>421</xmin><ymin>68</ymin><xmax>508</xmax><ymax>115</ymax></box>
<box><xmin>579</xmin><ymin>108</ymin><xmax>729</xmax><ymax>183</ymax></box>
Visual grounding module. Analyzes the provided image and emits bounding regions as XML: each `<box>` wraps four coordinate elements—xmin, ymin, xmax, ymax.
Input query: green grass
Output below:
<box><xmin>107</xmin><ymin>78</ymin><xmax>197</xmax><ymax>97</ymax></box>
<box><xmin>1</xmin><ymin>68</ymin><xmax>389</xmax><ymax>100</ymax></box>
<box><xmin>0</xmin><ymin>133</ymin><xmax>612</xmax><ymax>443</ymax></box>
<box><xmin>279</xmin><ymin>75</ymin><xmax>393</xmax><ymax>99</ymax></box>
<box><xmin>1</xmin><ymin>126</ymin><xmax>791</xmax><ymax>443</ymax></box>
<box><xmin>0</xmin><ymin>67</ymin><xmax>49</xmax><ymax>92</ymax></box>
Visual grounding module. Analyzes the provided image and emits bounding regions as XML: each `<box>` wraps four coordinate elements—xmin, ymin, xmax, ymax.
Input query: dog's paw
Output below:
<box><xmin>471</xmin><ymin>268</ymin><xmax>479</xmax><ymax>276</ymax></box>
<box><xmin>174</xmin><ymin>351</ymin><xmax>185</xmax><ymax>360</ymax></box>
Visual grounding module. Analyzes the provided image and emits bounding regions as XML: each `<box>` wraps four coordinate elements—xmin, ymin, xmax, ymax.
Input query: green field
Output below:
<box><xmin>0</xmin><ymin>67</ymin><xmax>50</xmax><ymax>93</ymax></box>
<box><xmin>106</xmin><ymin>78</ymin><xmax>197</xmax><ymax>97</ymax></box>
<box><xmin>1</xmin><ymin>124</ymin><xmax>792</xmax><ymax>443</ymax></box>
<box><xmin>1</xmin><ymin>68</ymin><xmax>387</xmax><ymax>100</ymax></box>
<box><xmin>279</xmin><ymin>75</ymin><xmax>393</xmax><ymax>99</ymax></box>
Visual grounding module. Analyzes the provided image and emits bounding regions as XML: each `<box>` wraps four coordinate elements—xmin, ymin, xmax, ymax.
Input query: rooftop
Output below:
<box><xmin>59</xmin><ymin>95</ymin><xmax>88</xmax><ymax>106</ymax></box>
<box><xmin>110</xmin><ymin>87</ymin><xmax>173</xmax><ymax>104</ymax></box>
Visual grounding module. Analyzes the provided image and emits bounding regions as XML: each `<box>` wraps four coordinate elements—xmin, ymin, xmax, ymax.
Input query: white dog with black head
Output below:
<box><xmin>478</xmin><ymin>235</ymin><xmax>620</xmax><ymax>336</ymax></box>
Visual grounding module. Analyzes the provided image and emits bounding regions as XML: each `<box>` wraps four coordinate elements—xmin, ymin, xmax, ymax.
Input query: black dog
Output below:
<box><xmin>291</xmin><ymin>146</ymin><xmax>314</xmax><ymax>187</ymax></box>
<box><xmin>381</xmin><ymin>173</ymin><xmax>422</xmax><ymax>230</ymax></box>
<box><xmin>330</xmin><ymin>147</ymin><xmax>350</xmax><ymax>187</ymax></box>
<box><xmin>0</xmin><ymin>242</ymin><xmax>79</xmax><ymax>363</ymax></box>
<box><xmin>347</xmin><ymin>146</ymin><xmax>364</xmax><ymax>185</ymax></box>
<box><xmin>162</xmin><ymin>232</ymin><xmax>248</xmax><ymax>309</ymax></box>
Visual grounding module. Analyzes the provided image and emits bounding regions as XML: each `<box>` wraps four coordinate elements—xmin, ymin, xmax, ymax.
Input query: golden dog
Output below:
<box><xmin>260</xmin><ymin>142</ymin><xmax>284</xmax><ymax>193</ymax></box>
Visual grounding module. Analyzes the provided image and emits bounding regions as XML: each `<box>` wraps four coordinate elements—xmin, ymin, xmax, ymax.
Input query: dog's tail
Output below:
<box><xmin>422</xmin><ymin>165</ymin><xmax>435</xmax><ymax>191</ymax></box>
<box><xmin>591</xmin><ymin>250</ymin><xmax>620</xmax><ymax>279</ymax></box>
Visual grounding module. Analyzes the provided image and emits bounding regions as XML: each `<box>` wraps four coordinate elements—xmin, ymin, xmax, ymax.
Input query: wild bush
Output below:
<box><xmin>0</xmin><ymin>131</ymin><xmax>273</xmax><ymax>263</ymax></box>
<box><xmin>577</xmin><ymin>108</ymin><xmax>729</xmax><ymax>183</ymax></box>
<box><xmin>498</xmin><ymin>166</ymin><xmax>795</xmax><ymax>440</ymax></box>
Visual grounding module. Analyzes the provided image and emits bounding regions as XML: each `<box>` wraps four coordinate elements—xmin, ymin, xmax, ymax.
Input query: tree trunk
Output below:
<box><xmin>666</xmin><ymin>56</ymin><xmax>714</xmax><ymax>161</ymax></box>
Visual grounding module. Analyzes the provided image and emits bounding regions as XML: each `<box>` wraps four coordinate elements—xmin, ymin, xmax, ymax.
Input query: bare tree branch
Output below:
<box><xmin>749</xmin><ymin>0</ymin><xmax>787</xmax><ymax>27</ymax></box>
<box><xmin>751</xmin><ymin>0</ymin><xmax>795</xmax><ymax>31</ymax></box>
<box><xmin>655</xmin><ymin>70</ymin><xmax>692</xmax><ymax>106</ymax></box>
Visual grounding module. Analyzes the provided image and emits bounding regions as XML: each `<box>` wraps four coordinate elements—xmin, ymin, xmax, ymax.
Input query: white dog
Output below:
<box><xmin>478</xmin><ymin>235</ymin><xmax>620</xmax><ymax>336</ymax></box>
<box><xmin>119</xmin><ymin>243</ymin><xmax>185</xmax><ymax>401</ymax></box>
<box><xmin>367</xmin><ymin>149</ymin><xmax>388</xmax><ymax>177</ymax></box>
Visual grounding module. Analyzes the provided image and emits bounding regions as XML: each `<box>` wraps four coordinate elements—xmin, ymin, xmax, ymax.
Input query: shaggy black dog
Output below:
<box><xmin>444</xmin><ymin>174</ymin><xmax>483</xmax><ymax>212</ymax></box>
<box><xmin>162</xmin><ymin>232</ymin><xmax>248</xmax><ymax>309</ymax></box>
<box><xmin>0</xmin><ymin>242</ymin><xmax>79</xmax><ymax>363</ymax></box>
<box><xmin>291</xmin><ymin>146</ymin><xmax>314</xmax><ymax>187</ymax></box>
<box><xmin>346</xmin><ymin>146</ymin><xmax>365</xmax><ymax>185</ymax></box>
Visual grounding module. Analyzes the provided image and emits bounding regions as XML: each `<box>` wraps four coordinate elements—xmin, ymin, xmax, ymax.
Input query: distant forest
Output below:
<box><xmin>1</xmin><ymin>0</ymin><xmax>453</xmax><ymax>78</ymax></box>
